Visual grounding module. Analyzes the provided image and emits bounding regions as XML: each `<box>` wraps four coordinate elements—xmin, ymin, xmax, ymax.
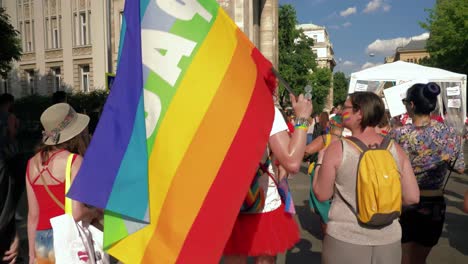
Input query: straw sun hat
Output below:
<box><xmin>41</xmin><ymin>103</ymin><xmax>90</xmax><ymax>145</ymax></box>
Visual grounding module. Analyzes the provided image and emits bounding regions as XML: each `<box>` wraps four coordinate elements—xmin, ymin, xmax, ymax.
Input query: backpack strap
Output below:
<box><xmin>346</xmin><ymin>136</ymin><xmax>394</xmax><ymax>152</ymax></box>
<box><xmin>379</xmin><ymin>136</ymin><xmax>393</xmax><ymax>150</ymax></box>
<box><xmin>344</xmin><ymin>137</ymin><xmax>368</xmax><ymax>152</ymax></box>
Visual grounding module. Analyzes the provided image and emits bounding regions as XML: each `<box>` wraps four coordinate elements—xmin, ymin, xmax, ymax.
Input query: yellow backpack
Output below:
<box><xmin>345</xmin><ymin>137</ymin><xmax>402</xmax><ymax>227</ymax></box>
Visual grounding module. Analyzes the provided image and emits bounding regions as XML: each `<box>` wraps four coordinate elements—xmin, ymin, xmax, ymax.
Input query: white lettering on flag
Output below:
<box><xmin>144</xmin><ymin>89</ymin><xmax>162</xmax><ymax>138</ymax></box>
<box><xmin>142</xmin><ymin>30</ymin><xmax>196</xmax><ymax>86</ymax></box>
<box><xmin>156</xmin><ymin>0</ymin><xmax>212</xmax><ymax>22</ymax></box>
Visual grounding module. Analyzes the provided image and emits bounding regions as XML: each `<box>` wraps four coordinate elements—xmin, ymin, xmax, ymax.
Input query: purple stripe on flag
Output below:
<box><xmin>67</xmin><ymin>0</ymin><xmax>144</xmax><ymax>209</ymax></box>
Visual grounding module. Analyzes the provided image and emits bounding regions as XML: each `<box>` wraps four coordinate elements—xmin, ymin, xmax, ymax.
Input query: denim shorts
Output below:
<box><xmin>35</xmin><ymin>229</ymin><xmax>55</xmax><ymax>264</ymax></box>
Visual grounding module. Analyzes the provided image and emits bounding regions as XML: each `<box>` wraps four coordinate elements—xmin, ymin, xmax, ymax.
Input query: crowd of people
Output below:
<box><xmin>0</xmin><ymin>82</ymin><xmax>467</xmax><ymax>264</ymax></box>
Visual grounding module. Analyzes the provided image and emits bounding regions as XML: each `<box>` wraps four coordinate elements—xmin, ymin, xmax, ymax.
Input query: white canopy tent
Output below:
<box><xmin>348</xmin><ymin>61</ymin><xmax>467</xmax><ymax>134</ymax></box>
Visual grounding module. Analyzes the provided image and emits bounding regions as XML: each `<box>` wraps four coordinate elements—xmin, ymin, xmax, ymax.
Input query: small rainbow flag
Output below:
<box><xmin>67</xmin><ymin>0</ymin><xmax>276</xmax><ymax>263</ymax></box>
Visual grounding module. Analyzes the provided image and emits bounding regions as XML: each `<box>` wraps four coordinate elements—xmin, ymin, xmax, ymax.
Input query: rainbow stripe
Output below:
<box><xmin>68</xmin><ymin>0</ymin><xmax>275</xmax><ymax>263</ymax></box>
<box><xmin>342</xmin><ymin>112</ymin><xmax>351</xmax><ymax>121</ymax></box>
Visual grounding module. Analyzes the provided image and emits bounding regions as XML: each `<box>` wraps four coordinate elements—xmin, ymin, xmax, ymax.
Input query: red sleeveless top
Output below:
<box><xmin>27</xmin><ymin>150</ymin><xmax>76</xmax><ymax>230</ymax></box>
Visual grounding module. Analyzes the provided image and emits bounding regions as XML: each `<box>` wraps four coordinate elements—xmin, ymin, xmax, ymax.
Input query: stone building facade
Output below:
<box><xmin>394</xmin><ymin>39</ymin><xmax>429</xmax><ymax>64</ymax></box>
<box><xmin>0</xmin><ymin>0</ymin><xmax>278</xmax><ymax>98</ymax></box>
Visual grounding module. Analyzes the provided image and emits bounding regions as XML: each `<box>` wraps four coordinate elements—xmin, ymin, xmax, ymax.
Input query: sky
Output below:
<box><xmin>278</xmin><ymin>0</ymin><xmax>436</xmax><ymax>75</ymax></box>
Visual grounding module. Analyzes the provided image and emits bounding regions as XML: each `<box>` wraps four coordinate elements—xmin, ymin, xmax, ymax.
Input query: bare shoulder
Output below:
<box><xmin>327</xmin><ymin>140</ymin><xmax>342</xmax><ymax>152</ymax></box>
<box><xmin>323</xmin><ymin>140</ymin><xmax>343</xmax><ymax>163</ymax></box>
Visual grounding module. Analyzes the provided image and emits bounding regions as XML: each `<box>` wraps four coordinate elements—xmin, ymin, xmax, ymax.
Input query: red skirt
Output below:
<box><xmin>224</xmin><ymin>204</ymin><xmax>300</xmax><ymax>256</ymax></box>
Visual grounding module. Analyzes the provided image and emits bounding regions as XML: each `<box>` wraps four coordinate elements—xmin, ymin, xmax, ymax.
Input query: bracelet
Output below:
<box><xmin>295</xmin><ymin>117</ymin><xmax>310</xmax><ymax>127</ymax></box>
<box><xmin>315</xmin><ymin>163</ymin><xmax>322</xmax><ymax>167</ymax></box>
<box><xmin>294</xmin><ymin>124</ymin><xmax>308</xmax><ymax>131</ymax></box>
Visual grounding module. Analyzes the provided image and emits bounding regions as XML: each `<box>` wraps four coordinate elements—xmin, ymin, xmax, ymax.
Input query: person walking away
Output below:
<box><xmin>312</xmin><ymin>112</ymin><xmax>329</xmax><ymax>140</ymax></box>
<box><xmin>26</xmin><ymin>103</ymin><xmax>100</xmax><ymax>264</ymax></box>
<box><xmin>388</xmin><ymin>83</ymin><xmax>465</xmax><ymax>264</ymax></box>
<box><xmin>314</xmin><ymin>92</ymin><xmax>420</xmax><ymax>264</ymax></box>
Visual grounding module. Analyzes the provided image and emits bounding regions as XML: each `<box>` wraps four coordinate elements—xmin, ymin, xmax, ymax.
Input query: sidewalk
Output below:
<box><xmin>15</xmin><ymin>148</ymin><xmax>468</xmax><ymax>264</ymax></box>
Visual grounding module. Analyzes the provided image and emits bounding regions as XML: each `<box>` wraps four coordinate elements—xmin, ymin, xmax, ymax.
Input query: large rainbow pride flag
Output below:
<box><xmin>68</xmin><ymin>0</ymin><xmax>277</xmax><ymax>263</ymax></box>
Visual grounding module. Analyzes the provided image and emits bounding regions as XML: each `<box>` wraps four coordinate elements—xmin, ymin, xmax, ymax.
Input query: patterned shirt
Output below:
<box><xmin>388</xmin><ymin>120</ymin><xmax>465</xmax><ymax>190</ymax></box>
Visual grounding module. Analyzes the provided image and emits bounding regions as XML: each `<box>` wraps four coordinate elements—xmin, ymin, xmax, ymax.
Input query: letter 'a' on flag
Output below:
<box><xmin>67</xmin><ymin>0</ymin><xmax>277</xmax><ymax>263</ymax></box>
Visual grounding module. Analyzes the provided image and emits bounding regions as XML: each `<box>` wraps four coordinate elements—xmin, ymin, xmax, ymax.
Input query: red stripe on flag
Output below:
<box><xmin>176</xmin><ymin>49</ymin><xmax>274</xmax><ymax>263</ymax></box>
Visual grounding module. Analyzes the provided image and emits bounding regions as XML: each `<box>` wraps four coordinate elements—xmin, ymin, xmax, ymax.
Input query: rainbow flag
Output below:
<box><xmin>67</xmin><ymin>0</ymin><xmax>276</xmax><ymax>263</ymax></box>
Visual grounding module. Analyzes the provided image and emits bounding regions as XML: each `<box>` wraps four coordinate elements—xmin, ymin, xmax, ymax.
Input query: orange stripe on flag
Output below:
<box><xmin>141</xmin><ymin>29</ymin><xmax>257</xmax><ymax>263</ymax></box>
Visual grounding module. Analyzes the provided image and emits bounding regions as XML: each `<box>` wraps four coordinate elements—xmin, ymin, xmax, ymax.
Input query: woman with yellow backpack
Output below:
<box><xmin>313</xmin><ymin>92</ymin><xmax>420</xmax><ymax>264</ymax></box>
<box><xmin>305</xmin><ymin>115</ymin><xmax>343</xmax><ymax>235</ymax></box>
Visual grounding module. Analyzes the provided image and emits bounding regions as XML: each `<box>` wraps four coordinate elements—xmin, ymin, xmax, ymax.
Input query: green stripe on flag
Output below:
<box><xmin>144</xmin><ymin>4</ymin><xmax>220</xmax><ymax>153</ymax></box>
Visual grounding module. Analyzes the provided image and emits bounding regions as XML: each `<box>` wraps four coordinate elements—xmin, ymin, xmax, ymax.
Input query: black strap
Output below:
<box><xmin>345</xmin><ymin>137</ymin><xmax>368</xmax><ymax>152</ymax></box>
<box><xmin>346</xmin><ymin>136</ymin><xmax>393</xmax><ymax>152</ymax></box>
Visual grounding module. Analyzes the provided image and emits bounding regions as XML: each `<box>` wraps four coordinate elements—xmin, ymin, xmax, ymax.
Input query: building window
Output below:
<box><xmin>80</xmin><ymin>65</ymin><xmax>90</xmax><ymax>92</ymax></box>
<box><xmin>73</xmin><ymin>0</ymin><xmax>91</xmax><ymax>47</ymax></box>
<box><xmin>119</xmin><ymin>11</ymin><xmax>124</xmax><ymax>29</ymax></box>
<box><xmin>18</xmin><ymin>0</ymin><xmax>35</xmax><ymax>52</ymax></box>
<box><xmin>26</xmin><ymin>70</ymin><xmax>35</xmax><ymax>94</ymax></box>
<box><xmin>44</xmin><ymin>0</ymin><xmax>62</xmax><ymax>49</ymax></box>
<box><xmin>80</xmin><ymin>12</ymin><xmax>87</xmax><ymax>45</ymax></box>
<box><xmin>51</xmin><ymin>67</ymin><xmax>61</xmax><ymax>91</ymax></box>
<box><xmin>24</xmin><ymin>21</ymin><xmax>33</xmax><ymax>52</ymax></box>
<box><xmin>53</xmin><ymin>26</ymin><xmax>59</xmax><ymax>48</ymax></box>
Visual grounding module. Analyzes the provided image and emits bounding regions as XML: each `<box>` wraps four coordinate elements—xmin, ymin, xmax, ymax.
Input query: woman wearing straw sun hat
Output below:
<box><xmin>26</xmin><ymin>103</ymin><xmax>101</xmax><ymax>264</ymax></box>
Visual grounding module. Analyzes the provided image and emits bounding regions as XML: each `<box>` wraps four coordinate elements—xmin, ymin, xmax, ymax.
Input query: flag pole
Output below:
<box><xmin>271</xmin><ymin>67</ymin><xmax>296</xmax><ymax>97</ymax></box>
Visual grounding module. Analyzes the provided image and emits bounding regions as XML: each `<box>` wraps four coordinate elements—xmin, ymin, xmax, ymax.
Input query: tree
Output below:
<box><xmin>333</xmin><ymin>71</ymin><xmax>349</xmax><ymax>106</ymax></box>
<box><xmin>278</xmin><ymin>4</ymin><xmax>317</xmax><ymax>102</ymax></box>
<box><xmin>420</xmin><ymin>0</ymin><xmax>468</xmax><ymax>74</ymax></box>
<box><xmin>0</xmin><ymin>8</ymin><xmax>22</xmax><ymax>79</ymax></box>
<box><xmin>310</xmin><ymin>68</ymin><xmax>331</xmax><ymax>112</ymax></box>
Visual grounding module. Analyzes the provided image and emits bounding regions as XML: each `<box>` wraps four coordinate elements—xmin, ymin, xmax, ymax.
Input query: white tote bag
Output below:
<box><xmin>50</xmin><ymin>215</ymin><xmax>108</xmax><ymax>264</ymax></box>
<box><xmin>46</xmin><ymin>154</ymin><xmax>109</xmax><ymax>264</ymax></box>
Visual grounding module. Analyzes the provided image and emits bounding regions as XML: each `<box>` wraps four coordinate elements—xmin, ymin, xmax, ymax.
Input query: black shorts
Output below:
<box><xmin>400</xmin><ymin>196</ymin><xmax>446</xmax><ymax>247</ymax></box>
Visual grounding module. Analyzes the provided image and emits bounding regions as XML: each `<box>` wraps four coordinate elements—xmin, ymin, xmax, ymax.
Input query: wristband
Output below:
<box><xmin>294</xmin><ymin>124</ymin><xmax>308</xmax><ymax>131</ymax></box>
<box><xmin>295</xmin><ymin>117</ymin><xmax>311</xmax><ymax>127</ymax></box>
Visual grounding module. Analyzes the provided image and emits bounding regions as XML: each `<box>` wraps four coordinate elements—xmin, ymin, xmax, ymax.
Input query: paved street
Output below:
<box><xmin>15</xmin><ymin>153</ymin><xmax>468</xmax><ymax>264</ymax></box>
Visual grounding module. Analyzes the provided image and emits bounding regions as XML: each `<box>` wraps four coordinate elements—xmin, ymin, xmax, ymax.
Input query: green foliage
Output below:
<box><xmin>420</xmin><ymin>0</ymin><xmax>468</xmax><ymax>74</ymax></box>
<box><xmin>278</xmin><ymin>4</ymin><xmax>317</xmax><ymax>102</ymax></box>
<box><xmin>0</xmin><ymin>8</ymin><xmax>22</xmax><ymax>79</ymax></box>
<box><xmin>333</xmin><ymin>71</ymin><xmax>349</xmax><ymax>106</ymax></box>
<box><xmin>310</xmin><ymin>68</ymin><xmax>332</xmax><ymax>112</ymax></box>
<box><xmin>14</xmin><ymin>91</ymin><xmax>109</xmax><ymax>144</ymax></box>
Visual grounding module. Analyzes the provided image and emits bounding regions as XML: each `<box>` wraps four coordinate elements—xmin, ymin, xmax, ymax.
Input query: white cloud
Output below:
<box><xmin>340</xmin><ymin>7</ymin><xmax>357</xmax><ymax>17</ymax></box>
<box><xmin>412</xmin><ymin>32</ymin><xmax>430</xmax><ymax>40</ymax></box>
<box><xmin>366</xmin><ymin>32</ymin><xmax>429</xmax><ymax>56</ymax></box>
<box><xmin>363</xmin><ymin>0</ymin><xmax>391</xmax><ymax>14</ymax></box>
<box><xmin>361</xmin><ymin>62</ymin><xmax>382</xmax><ymax>70</ymax></box>
<box><xmin>342</xmin><ymin>22</ymin><xmax>352</xmax><ymax>28</ymax></box>
<box><xmin>343</xmin><ymin>60</ymin><xmax>354</xmax><ymax>66</ymax></box>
